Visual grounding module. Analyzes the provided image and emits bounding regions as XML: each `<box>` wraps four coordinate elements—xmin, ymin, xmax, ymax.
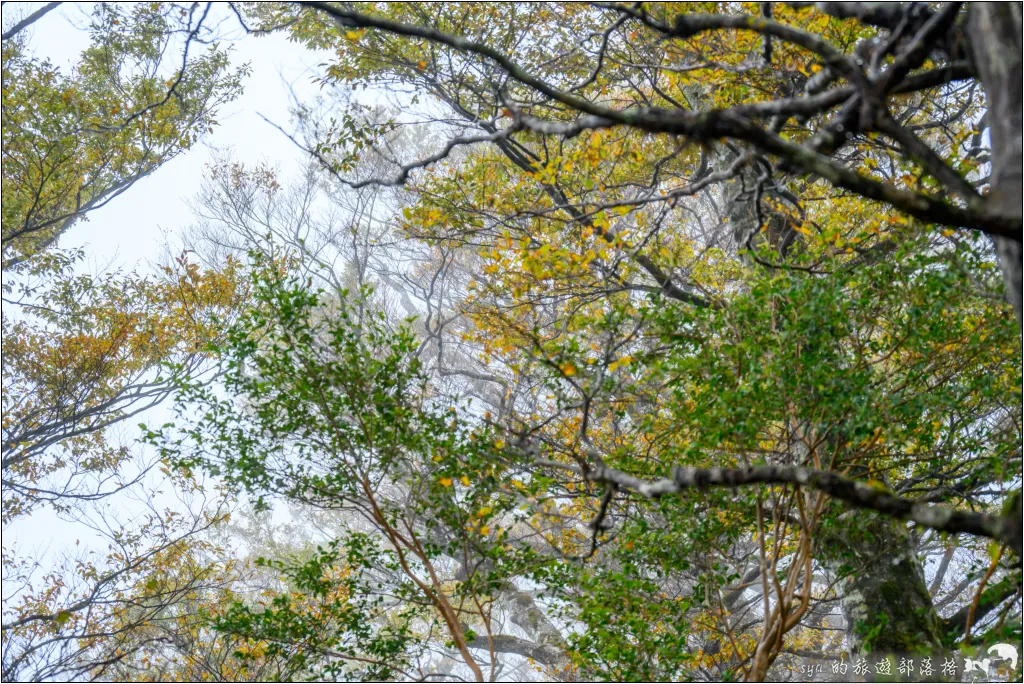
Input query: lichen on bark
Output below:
<box><xmin>824</xmin><ymin>513</ymin><xmax>942</xmax><ymax>656</ymax></box>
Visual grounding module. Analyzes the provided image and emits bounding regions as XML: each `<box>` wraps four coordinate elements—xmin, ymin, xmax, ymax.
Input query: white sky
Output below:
<box><xmin>2</xmin><ymin>2</ymin><xmax>335</xmax><ymax>553</ymax></box>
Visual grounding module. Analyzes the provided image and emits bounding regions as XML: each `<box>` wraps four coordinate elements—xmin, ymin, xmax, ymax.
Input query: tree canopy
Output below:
<box><xmin>2</xmin><ymin>2</ymin><xmax>1021</xmax><ymax>682</ymax></box>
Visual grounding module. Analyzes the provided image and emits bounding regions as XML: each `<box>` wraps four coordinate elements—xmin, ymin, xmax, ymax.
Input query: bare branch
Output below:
<box><xmin>2</xmin><ymin>2</ymin><xmax>61</xmax><ymax>41</ymax></box>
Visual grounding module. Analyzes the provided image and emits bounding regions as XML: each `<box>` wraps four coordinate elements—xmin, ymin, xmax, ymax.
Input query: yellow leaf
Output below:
<box><xmin>439</xmin><ymin>477</ymin><xmax>453</xmax><ymax>487</ymax></box>
<box><xmin>460</xmin><ymin>475</ymin><xmax>471</xmax><ymax>487</ymax></box>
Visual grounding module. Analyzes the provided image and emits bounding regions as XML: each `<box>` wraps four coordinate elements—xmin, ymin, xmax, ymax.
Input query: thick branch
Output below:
<box><xmin>299</xmin><ymin>2</ymin><xmax>1021</xmax><ymax>242</ymax></box>
<box><xmin>2</xmin><ymin>2</ymin><xmax>61</xmax><ymax>41</ymax></box>
<box><xmin>467</xmin><ymin>633</ymin><xmax>567</xmax><ymax>668</ymax></box>
<box><xmin>941</xmin><ymin>575</ymin><xmax>1022</xmax><ymax>644</ymax></box>
<box><xmin>793</xmin><ymin>3</ymin><xmax>921</xmax><ymax>31</ymax></box>
<box><xmin>537</xmin><ymin>460</ymin><xmax>1023</xmax><ymax>554</ymax></box>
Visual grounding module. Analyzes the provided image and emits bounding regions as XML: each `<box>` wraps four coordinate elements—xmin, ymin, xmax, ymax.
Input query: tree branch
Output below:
<box><xmin>941</xmin><ymin>574</ymin><xmax>1022</xmax><ymax>644</ymax></box>
<box><xmin>298</xmin><ymin>2</ymin><xmax>1021</xmax><ymax>242</ymax></box>
<box><xmin>2</xmin><ymin>2</ymin><xmax>61</xmax><ymax>41</ymax></box>
<box><xmin>467</xmin><ymin>633</ymin><xmax>567</xmax><ymax>668</ymax></box>
<box><xmin>536</xmin><ymin>460</ymin><xmax>1023</xmax><ymax>554</ymax></box>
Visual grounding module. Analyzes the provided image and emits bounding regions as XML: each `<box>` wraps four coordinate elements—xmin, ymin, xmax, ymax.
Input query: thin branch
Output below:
<box><xmin>298</xmin><ymin>2</ymin><xmax>1021</xmax><ymax>241</ymax></box>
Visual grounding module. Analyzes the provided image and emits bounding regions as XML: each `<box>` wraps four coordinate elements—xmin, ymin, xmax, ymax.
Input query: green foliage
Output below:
<box><xmin>153</xmin><ymin>223</ymin><xmax>1020</xmax><ymax>677</ymax></box>
<box><xmin>161</xmin><ymin>267</ymin><xmax>459</xmax><ymax>506</ymax></box>
<box><xmin>216</xmin><ymin>536</ymin><xmax>418</xmax><ymax>681</ymax></box>
<box><xmin>152</xmin><ymin>265</ymin><xmax>542</xmax><ymax>678</ymax></box>
<box><xmin>8</xmin><ymin>2</ymin><xmax>1022</xmax><ymax>680</ymax></box>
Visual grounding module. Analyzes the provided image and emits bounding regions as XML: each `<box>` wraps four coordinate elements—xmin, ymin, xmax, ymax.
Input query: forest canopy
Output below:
<box><xmin>2</xmin><ymin>2</ymin><xmax>1022</xmax><ymax>682</ymax></box>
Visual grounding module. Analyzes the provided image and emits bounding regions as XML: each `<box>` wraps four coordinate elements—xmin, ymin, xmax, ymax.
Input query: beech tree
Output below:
<box><xmin>1</xmin><ymin>2</ymin><xmax>247</xmax><ymax>505</ymax></box>
<box><xmin>140</xmin><ymin>2</ymin><xmax>1023</xmax><ymax>681</ymax></box>
<box><xmin>5</xmin><ymin>2</ymin><xmax>1022</xmax><ymax>682</ymax></box>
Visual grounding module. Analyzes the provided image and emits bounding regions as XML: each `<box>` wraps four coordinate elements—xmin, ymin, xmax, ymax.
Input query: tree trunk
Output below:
<box><xmin>968</xmin><ymin>4</ymin><xmax>1023</xmax><ymax>327</ymax></box>
<box><xmin>713</xmin><ymin>143</ymin><xmax>801</xmax><ymax>259</ymax></box>
<box><xmin>827</xmin><ymin>513</ymin><xmax>943</xmax><ymax>656</ymax></box>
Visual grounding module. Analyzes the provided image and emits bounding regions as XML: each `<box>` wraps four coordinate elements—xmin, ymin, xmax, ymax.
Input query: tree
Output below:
<box><xmin>1</xmin><ymin>1</ymin><xmax>248</xmax><ymax>507</ymax></box>
<box><xmin>156</xmin><ymin>248</ymin><xmax>1020</xmax><ymax>679</ymax></box>
<box><xmin>154</xmin><ymin>2</ymin><xmax>1018</xmax><ymax>680</ymax></box>
<box><xmin>2</xmin><ymin>4</ymin><xmax>250</xmax><ymax>680</ymax></box>
<box><xmin>153</xmin><ymin>268</ymin><xmax>581</xmax><ymax>680</ymax></box>
<box><xmin>1</xmin><ymin>489</ymin><xmax>236</xmax><ymax>682</ymax></box>
<box><xmin>290</xmin><ymin>0</ymin><xmax>1022</xmax><ymax>319</ymax></box>
<box><xmin>8</xmin><ymin>2</ymin><xmax>1022</xmax><ymax>681</ymax></box>
<box><xmin>2</xmin><ymin>2</ymin><xmax>245</xmax><ymax>267</ymax></box>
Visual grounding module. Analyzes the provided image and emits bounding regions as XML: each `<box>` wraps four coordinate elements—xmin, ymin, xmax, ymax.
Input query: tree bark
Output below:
<box><xmin>713</xmin><ymin>139</ymin><xmax>802</xmax><ymax>260</ymax></box>
<box><xmin>968</xmin><ymin>4</ymin><xmax>1023</xmax><ymax>327</ymax></box>
<box><xmin>826</xmin><ymin>514</ymin><xmax>943</xmax><ymax>656</ymax></box>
